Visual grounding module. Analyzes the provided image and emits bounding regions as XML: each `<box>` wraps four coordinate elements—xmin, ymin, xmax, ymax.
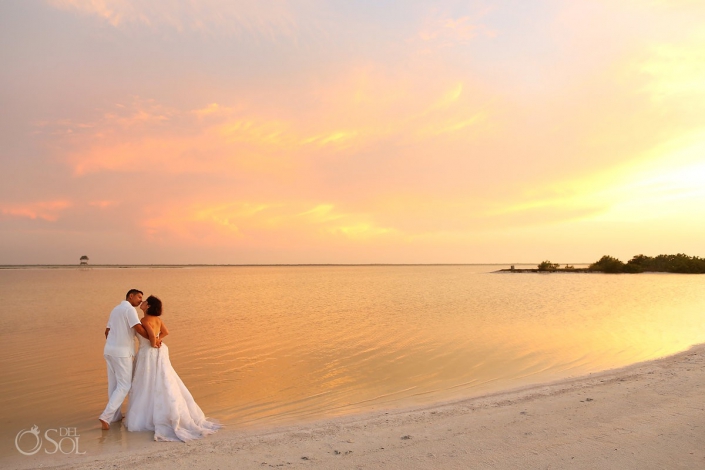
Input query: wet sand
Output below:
<box><xmin>6</xmin><ymin>343</ymin><xmax>704</xmax><ymax>470</ymax></box>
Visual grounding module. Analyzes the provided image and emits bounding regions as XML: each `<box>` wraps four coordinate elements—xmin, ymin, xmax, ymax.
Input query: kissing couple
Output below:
<box><xmin>99</xmin><ymin>289</ymin><xmax>220</xmax><ymax>441</ymax></box>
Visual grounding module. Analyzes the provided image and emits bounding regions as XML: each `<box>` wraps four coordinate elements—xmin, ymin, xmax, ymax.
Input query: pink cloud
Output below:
<box><xmin>0</xmin><ymin>200</ymin><xmax>72</xmax><ymax>222</ymax></box>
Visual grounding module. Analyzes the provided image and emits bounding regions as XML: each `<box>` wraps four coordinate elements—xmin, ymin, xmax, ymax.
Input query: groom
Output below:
<box><xmin>99</xmin><ymin>289</ymin><xmax>151</xmax><ymax>430</ymax></box>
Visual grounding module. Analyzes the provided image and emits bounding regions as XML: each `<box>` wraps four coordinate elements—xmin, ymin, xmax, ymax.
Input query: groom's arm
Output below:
<box><xmin>127</xmin><ymin>307</ymin><xmax>150</xmax><ymax>341</ymax></box>
<box><xmin>105</xmin><ymin>328</ymin><xmax>110</xmax><ymax>339</ymax></box>
<box><xmin>133</xmin><ymin>323</ymin><xmax>150</xmax><ymax>340</ymax></box>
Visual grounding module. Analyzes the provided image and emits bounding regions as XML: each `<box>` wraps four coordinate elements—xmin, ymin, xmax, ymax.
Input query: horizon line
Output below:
<box><xmin>0</xmin><ymin>262</ymin><xmax>590</xmax><ymax>268</ymax></box>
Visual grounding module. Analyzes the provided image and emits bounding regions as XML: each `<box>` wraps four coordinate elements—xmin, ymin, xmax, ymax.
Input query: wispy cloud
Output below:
<box><xmin>41</xmin><ymin>62</ymin><xmax>492</xmax><ymax>178</ymax></box>
<box><xmin>418</xmin><ymin>14</ymin><xmax>496</xmax><ymax>45</ymax></box>
<box><xmin>635</xmin><ymin>34</ymin><xmax>705</xmax><ymax>102</ymax></box>
<box><xmin>46</xmin><ymin>0</ymin><xmax>317</xmax><ymax>40</ymax></box>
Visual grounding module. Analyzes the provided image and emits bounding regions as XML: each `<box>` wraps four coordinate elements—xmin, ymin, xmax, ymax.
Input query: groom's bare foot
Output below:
<box><xmin>99</xmin><ymin>419</ymin><xmax>110</xmax><ymax>430</ymax></box>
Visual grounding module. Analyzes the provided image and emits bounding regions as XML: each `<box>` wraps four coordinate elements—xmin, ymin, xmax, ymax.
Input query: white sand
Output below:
<box><xmin>8</xmin><ymin>344</ymin><xmax>705</xmax><ymax>469</ymax></box>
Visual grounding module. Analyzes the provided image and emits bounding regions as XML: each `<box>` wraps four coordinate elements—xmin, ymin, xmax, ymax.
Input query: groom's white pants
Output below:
<box><xmin>99</xmin><ymin>354</ymin><xmax>134</xmax><ymax>423</ymax></box>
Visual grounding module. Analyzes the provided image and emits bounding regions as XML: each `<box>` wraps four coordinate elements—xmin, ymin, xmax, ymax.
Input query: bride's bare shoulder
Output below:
<box><xmin>141</xmin><ymin>316</ymin><xmax>160</xmax><ymax>327</ymax></box>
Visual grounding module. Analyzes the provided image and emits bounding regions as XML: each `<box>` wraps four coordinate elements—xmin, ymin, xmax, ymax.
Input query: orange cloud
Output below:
<box><xmin>47</xmin><ymin>64</ymin><xmax>494</xmax><ymax>179</ymax></box>
<box><xmin>193</xmin><ymin>103</ymin><xmax>241</xmax><ymax>119</ymax></box>
<box><xmin>47</xmin><ymin>0</ymin><xmax>129</xmax><ymax>27</ymax></box>
<box><xmin>0</xmin><ymin>200</ymin><xmax>72</xmax><ymax>221</ymax></box>
<box><xmin>89</xmin><ymin>200</ymin><xmax>117</xmax><ymax>208</ymax></box>
<box><xmin>139</xmin><ymin>199</ymin><xmax>400</xmax><ymax>249</ymax></box>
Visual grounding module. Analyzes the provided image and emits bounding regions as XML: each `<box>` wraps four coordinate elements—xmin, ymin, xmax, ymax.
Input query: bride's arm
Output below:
<box><xmin>159</xmin><ymin>320</ymin><xmax>169</xmax><ymax>341</ymax></box>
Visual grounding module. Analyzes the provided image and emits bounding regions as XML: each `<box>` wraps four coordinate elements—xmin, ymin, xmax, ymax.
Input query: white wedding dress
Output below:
<box><xmin>125</xmin><ymin>334</ymin><xmax>221</xmax><ymax>441</ymax></box>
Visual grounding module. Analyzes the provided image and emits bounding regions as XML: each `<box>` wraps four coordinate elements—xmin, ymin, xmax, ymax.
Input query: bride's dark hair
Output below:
<box><xmin>145</xmin><ymin>295</ymin><xmax>163</xmax><ymax>316</ymax></box>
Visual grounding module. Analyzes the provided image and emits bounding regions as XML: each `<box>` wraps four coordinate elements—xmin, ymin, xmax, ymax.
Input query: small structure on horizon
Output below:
<box><xmin>80</xmin><ymin>255</ymin><xmax>89</xmax><ymax>266</ymax></box>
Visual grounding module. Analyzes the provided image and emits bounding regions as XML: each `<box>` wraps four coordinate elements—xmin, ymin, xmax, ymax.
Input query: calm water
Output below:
<box><xmin>1</xmin><ymin>265</ymin><xmax>704</xmax><ymax>460</ymax></box>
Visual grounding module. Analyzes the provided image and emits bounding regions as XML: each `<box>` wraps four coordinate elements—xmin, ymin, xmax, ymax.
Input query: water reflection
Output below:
<box><xmin>0</xmin><ymin>266</ymin><xmax>703</xmax><ymax>457</ymax></box>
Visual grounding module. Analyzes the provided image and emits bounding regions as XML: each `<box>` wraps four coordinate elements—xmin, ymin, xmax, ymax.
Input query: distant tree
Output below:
<box><xmin>589</xmin><ymin>253</ymin><xmax>705</xmax><ymax>274</ymax></box>
<box><xmin>622</xmin><ymin>263</ymin><xmax>643</xmax><ymax>273</ymax></box>
<box><xmin>629</xmin><ymin>253</ymin><xmax>705</xmax><ymax>273</ymax></box>
<box><xmin>589</xmin><ymin>255</ymin><xmax>625</xmax><ymax>273</ymax></box>
<box><xmin>538</xmin><ymin>260</ymin><xmax>560</xmax><ymax>272</ymax></box>
<box><xmin>665</xmin><ymin>253</ymin><xmax>705</xmax><ymax>273</ymax></box>
<box><xmin>622</xmin><ymin>254</ymin><xmax>646</xmax><ymax>273</ymax></box>
<box><xmin>628</xmin><ymin>254</ymin><xmax>650</xmax><ymax>266</ymax></box>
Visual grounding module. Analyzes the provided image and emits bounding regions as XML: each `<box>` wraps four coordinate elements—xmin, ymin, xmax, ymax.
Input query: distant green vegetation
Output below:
<box><xmin>537</xmin><ymin>260</ymin><xmax>560</xmax><ymax>272</ymax></box>
<box><xmin>589</xmin><ymin>254</ymin><xmax>705</xmax><ymax>274</ymax></box>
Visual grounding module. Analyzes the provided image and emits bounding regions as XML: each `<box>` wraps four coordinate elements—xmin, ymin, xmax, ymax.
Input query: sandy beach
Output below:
<box><xmin>5</xmin><ymin>343</ymin><xmax>703</xmax><ymax>469</ymax></box>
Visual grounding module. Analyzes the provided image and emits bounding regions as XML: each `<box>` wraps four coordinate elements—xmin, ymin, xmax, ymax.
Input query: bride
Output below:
<box><xmin>125</xmin><ymin>295</ymin><xmax>221</xmax><ymax>441</ymax></box>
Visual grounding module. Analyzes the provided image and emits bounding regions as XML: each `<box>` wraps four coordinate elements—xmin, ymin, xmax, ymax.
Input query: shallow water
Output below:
<box><xmin>1</xmin><ymin>265</ymin><xmax>704</xmax><ymax>460</ymax></box>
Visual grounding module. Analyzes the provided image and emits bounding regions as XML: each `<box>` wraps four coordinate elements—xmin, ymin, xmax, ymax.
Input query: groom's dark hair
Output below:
<box><xmin>126</xmin><ymin>289</ymin><xmax>143</xmax><ymax>300</ymax></box>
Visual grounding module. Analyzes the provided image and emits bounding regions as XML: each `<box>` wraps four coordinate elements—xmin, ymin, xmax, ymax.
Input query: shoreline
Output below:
<box><xmin>6</xmin><ymin>343</ymin><xmax>704</xmax><ymax>469</ymax></box>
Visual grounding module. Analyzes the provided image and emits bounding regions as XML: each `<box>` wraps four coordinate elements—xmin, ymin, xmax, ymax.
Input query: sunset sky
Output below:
<box><xmin>1</xmin><ymin>0</ymin><xmax>704</xmax><ymax>264</ymax></box>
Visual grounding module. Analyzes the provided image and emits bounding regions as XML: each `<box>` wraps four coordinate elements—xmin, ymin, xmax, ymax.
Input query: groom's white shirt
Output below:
<box><xmin>104</xmin><ymin>300</ymin><xmax>141</xmax><ymax>357</ymax></box>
